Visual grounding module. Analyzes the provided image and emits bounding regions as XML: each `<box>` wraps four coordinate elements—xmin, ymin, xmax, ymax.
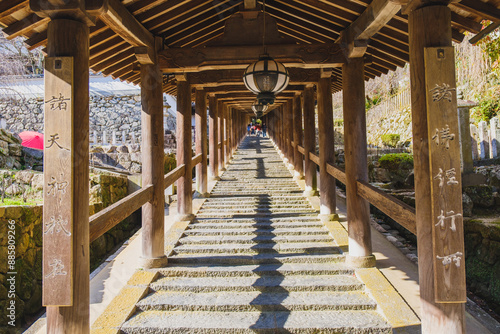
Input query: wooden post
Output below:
<box><xmin>195</xmin><ymin>88</ymin><xmax>208</xmax><ymax>196</ymax></box>
<box><xmin>208</xmin><ymin>95</ymin><xmax>219</xmax><ymax>180</ymax></box>
<box><xmin>317</xmin><ymin>73</ymin><xmax>337</xmax><ymax>222</ymax></box>
<box><xmin>225</xmin><ymin>105</ymin><xmax>231</xmax><ymax>161</ymax></box>
<box><xmin>286</xmin><ymin>101</ymin><xmax>294</xmax><ymax>168</ymax></box>
<box><xmin>303</xmin><ymin>84</ymin><xmax>318</xmax><ymax>196</ymax></box>
<box><xmin>409</xmin><ymin>3</ymin><xmax>466</xmax><ymax>332</ymax></box>
<box><xmin>343</xmin><ymin>58</ymin><xmax>374</xmax><ymax>268</ymax></box>
<box><xmin>293</xmin><ymin>93</ymin><xmax>304</xmax><ymax>180</ymax></box>
<box><xmin>218</xmin><ymin>100</ymin><xmax>226</xmax><ymax>172</ymax></box>
<box><xmin>44</xmin><ymin>19</ymin><xmax>90</xmax><ymax>333</ymax></box>
<box><xmin>177</xmin><ymin>78</ymin><xmax>194</xmax><ymax>220</ymax></box>
<box><xmin>140</xmin><ymin>39</ymin><xmax>166</xmax><ymax>267</ymax></box>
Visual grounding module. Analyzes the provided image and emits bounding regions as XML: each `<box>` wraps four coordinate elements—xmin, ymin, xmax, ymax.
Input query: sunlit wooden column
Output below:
<box><xmin>226</xmin><ymin>106</ymin><xmax>231</xmax><ymax>160</ymax></box>
<box><xmin>293</xmin><ymin>93</ymin><xmax>304</xmax><ymax>179</ymax></box>
<box><xmin>286</xmin><ymin>101</ymin><xmax>294</xmax><ymax>167</ymax></box>
<box><xmin>409</xmin><ymin>3</ymin><xmax>466</xmax><ymax>332</ymax></box>
<box><xmin>343</xmin><ymin>58</ymin><xmax>374</xmax><ymax>268</ymax></box>
<box><xmin>303</xmin><ymin>84</ymin><xmax>318</xmax><ymax>196</ymax></box>
<box><xmin>208</xmin><ymin>95</ymin><xmax>220</xmax><ymax>180</ymax></box>
<box><xmin>195</xmin><ymin>88</ymin><xmax>208</xmax><ymax>197</ymax></box>
<box><xmin>317</xmin><ymin>72</ymin><xmax>337</xmax><ymax>222</ymax></box>
<box><xmin>218</xmin><ymin>100</ymin><xmax>226</xmax><ymax>172</ymax></box>
<box><xmin>176</xmin><ymin>77</ymin><xmax>194</xmax><ymax>220</ymax></box>
<box><xmin>278</xmin><ymin>106</ymin><xmax>285</xmax><ymax>157</ymax></box>
<box><xmin>44</xmin><ymin>18</ymin><xmax>90</xmax><ymax>334</ymax></box>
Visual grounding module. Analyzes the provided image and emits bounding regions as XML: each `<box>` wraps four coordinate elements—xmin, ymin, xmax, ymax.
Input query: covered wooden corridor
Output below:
<box><xmin>2</xmin><ymin>0</ymin><xmax>500</xmax><ymax>333</ymax></box>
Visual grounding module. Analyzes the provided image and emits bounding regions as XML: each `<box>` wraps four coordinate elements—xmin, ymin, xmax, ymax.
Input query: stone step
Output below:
<box><xmin>150</xmin><ymin>275</ymin><xmax>364</xmax><ymax>293</ymax></box>
<box><xmin>187</xmin><ymin>222</ymin><xmax>324</xmax><ymax>230</ymax></box>
<box><xmin>172</xmin><ymin>242</ymin><xmax>340</xmax><ymax>255</ymax></box>
<box><xmin>167</xmin><ymin>253</ymin><xmax>345</xmax><ymax>265</ymax></box>
<box><xmin>177</xmin><ymin>235</ymin><xmax>334</xmax><ymax>245</ymax></box>
<box><xmin>196</xmin><ymin>208</ymin><xmax>317</xmax><ymax>215</ymax></box>
<box><xmin>183</xmin><ymin>227</ymin><xmax>329</xmax><ymax>236</ymax></box>
<box><xmin>136</xmin><ymin>291</ymin><xmax>377</xmax><ymax>312</ymax></box>
<box><xmin>195</xmin><ymin>212</ymin><xmax>318</xmax><ymax>218</ymax></box>
<box><xmin>156</xmin><ymin>263</ymin><xmax>353</xmax><ymax>278</ymax></box>
<box><xmin>201</xmin><ymin>202</ymin><xmax>312</xmax><ymax>207</ymax></box>
<box><xmin>121</xmin><ymin>310</ymin><xmax>391</xmax><ymax>334</ymax></box>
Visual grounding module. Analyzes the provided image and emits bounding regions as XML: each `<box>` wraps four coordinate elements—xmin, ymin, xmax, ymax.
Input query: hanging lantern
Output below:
<box><xmin>254</xmin><ymin>111</ymin><xmax>264</xmax><ymax>119</ymax></box>
<box><xmin>243</xmin><ymin>54</ymin><xmax>289</xmax><ymax>105</ymax></box>
<box><xmin>252</xmin><ymin>100</ymin><xmax>269</xmax><ymax>114</ymax></box>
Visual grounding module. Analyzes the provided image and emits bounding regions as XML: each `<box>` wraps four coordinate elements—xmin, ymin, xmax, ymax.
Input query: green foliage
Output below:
<box><xmin>381</xmin><ymin>134</ymin><xmax>400</xmax><ymax>148</ymax></box>
<box><xmin>378</xmin><ymin>153</ymin><xmax>414</xmax><ymax>171</ymax></box>
<box><xmin>164</xmin><ymin>153</ymin><xmax>176</xmax><ymax>174</ymax></box>
<box><xmin>334</xmin><ymin>118</ymin><xmax>344</xmax><ymax>127</ymax></box>
<box><xmin>471</xmin><ymin>85</ymin><xmax>500</xmax><ymax>122</ymax></box>
<box><xmin>365</xmin><ymin>93</ymin><xmax>383</xmax><ymax>110</ymax></box>
<box><xmin>0</xmin><ymin>198</ymin><xmax>41</xmax><ymax>206</ymax></box>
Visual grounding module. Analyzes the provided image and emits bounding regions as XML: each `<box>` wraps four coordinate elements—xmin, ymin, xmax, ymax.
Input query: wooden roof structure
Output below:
<box><xmin>1</xmin><ymin>0</ymin><xmax>499</xmax><ymax>112</ymax></box>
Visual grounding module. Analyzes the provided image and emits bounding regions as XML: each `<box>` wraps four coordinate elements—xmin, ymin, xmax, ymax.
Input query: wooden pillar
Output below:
<box><xmin>409</xmin><ymin>3</ymin><xmax>466</xmax><ymax>332</ymax></box>
<box><xmin>286</xmin><ymin>101</ymin><xmax>294</xmax><ymax>167</ymax></box>
<box><xmin>177</xmin><ymin>79</ymin><xmax>194</xmax><ymax>220</ymax></box>
<box><xmin>140</xmin><ymin>40</ymin><xmax>165</xmax><ymax>267</ymax></box>
<box><xmin>343</xmin><ymin>58</ymin><xmax>374</xmax><ymax>268</ymax></box>
<box><xmin>317</xmin><ymin>74</ymin><xmax>337</xmax><ymax>221</ymax></box>
<box><xmin>293</xmin><ymin>93</ymin><xmax>304</xmax><ymax>179</ymax></box>
<box><xmin>45</xmin><ymin>18</ymin><xmax>90</xmax><ymax>334</ymax></box>
<box><xmin>303</xmin><ymin>84</ymin><xmax>318</xmax><ymax>196</ymax></box>
<box><xmin>226</xmin><ymin>106</ymin><xmax>231</xmax><ymax>161</ymax></box>
<box><xmin>208</xmin><ymin>95</ymin><xmax>219</xmax><ymax>180</ymax></box>
<box><xmin>195</xmin><ymin>88</ymin><xmax>208</xmax><ymax>196</ymax></box>
<box><xmin>218</xmin><ymin>100</ymin><xmax>226</xmax><ymax>172</ymax></box>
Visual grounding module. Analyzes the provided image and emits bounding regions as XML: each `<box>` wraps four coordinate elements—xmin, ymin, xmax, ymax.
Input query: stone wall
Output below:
<box><xmin>0</xmin><ymin>95</ymin><xmax>177</xmax><ymax>145</ymax></box>
<box><xmin>0</xmin><ymin>130</ymin><xmax>22</xmax><ymax>170</ymax></box>
<box><xmin>464</xmin><ymin>219</ymin><xmax>500</xmax><ymax>315</ymax></box>
<box><xmin>0</xmin><ymin>171</ymin><xmax>140</xmax><ymax>331</ymax></box>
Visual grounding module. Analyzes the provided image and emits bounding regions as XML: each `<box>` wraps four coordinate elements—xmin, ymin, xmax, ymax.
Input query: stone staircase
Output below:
<box><xmin>121</xmin><ymin>136</ymin><xmax>392</xmax><ymax>333</ymax></box>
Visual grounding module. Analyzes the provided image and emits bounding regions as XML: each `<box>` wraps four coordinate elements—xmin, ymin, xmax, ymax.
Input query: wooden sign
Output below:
<box><xmin>424</xmin><ymin>47</ymin><xmax>466</xmax><ymax>303</ymax></box>
<box><xmin>43</xmin><ymin>57</ymin><xmax>74</xmax><ymax>306</ymax></box>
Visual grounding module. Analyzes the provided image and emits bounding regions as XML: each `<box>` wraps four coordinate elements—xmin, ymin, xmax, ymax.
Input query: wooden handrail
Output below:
<box><xmin>326</xmin><ymin>163</ymin><xmax>347</xmax><ymax>185</ymax></box>
<box><xmin>218</xmin><ymin>142</ymin><xmax>222</xmax><ymax>148</ymax></box>
<box><xmin>164</xmin><ymin>164</ymin><xmax>186</xmax><ymax>189</ymax></box>
<box><xmin>356</xmin><ymin>180</ymin><xmax>417</xmax><ymax>235</ymax></box>
<box><xmin>89</xmin><ymin>184</ymin><xmax>154</xmax><ymax>242</ymax></box>
<box><xmin>298</xmin><ymin>145</ymin><xmax>305</xmax><ymax>155</ymax></box>
<box><xmin>309</xmin><ymin>152</ymin><xmax>320</xmax><ymax>165</ymax></box>
<box><xmin>192</xmin><ymin>153</ymin><xmax>202</xmax><ymax>166</ymax></box>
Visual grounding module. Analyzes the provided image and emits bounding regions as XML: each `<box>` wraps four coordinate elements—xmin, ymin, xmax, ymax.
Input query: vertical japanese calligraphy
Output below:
<box><xmin>425</xmin><ymin>47</ymin><xmax>466</xmax><ymax>303</ymax></box>
<box><xmin>43</xmin><ymin>57</ymin><xmax>74</xmax><ymax>306</ymax></box>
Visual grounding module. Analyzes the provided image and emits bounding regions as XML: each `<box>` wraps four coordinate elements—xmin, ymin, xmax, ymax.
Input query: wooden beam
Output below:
<box><xmin>89</xmin><ymin>184</ymin><xmax>154</xmax><ymax>242</ymax></box>
<box><xmin>100</xmin><ymin>0</ymin><xmax>154</xmax><ymax>48</ymax></box>
<box><xmin>453</xmin><ymin>0</ymin><xmax>500</xmax><ymax>22</ymax></box>
<box><xmin>164</xmin><ymin>165</ymin><xmax>186</xmax><ymax>189</ymax></box>
<box><xmin>356</xmin><ymin>180</ymin><xmax>416</xmax><ymax>234</ymax></box>
<box><xmin>338</xmin><ymin>0</ymin><xmax>401</xmax><ymax>57</ymax></box>
<box><xmin>0</xmin><ymin>0</ymin><xmax>28</xmax><ymax>20</ymax></box>
<box><xmin>3</xmin><ymin>13</ymin><xmax>49</xmax><ymax>40</ymax></box>
<box><xmin>159</xmin><ymin>43</ymin><xmax>345</xmax><ymax>72</ymax></box>
<box><xmin>244</xmin><ymin>0</ymin><xmax>257</xmax><ymax>10</ymax></box>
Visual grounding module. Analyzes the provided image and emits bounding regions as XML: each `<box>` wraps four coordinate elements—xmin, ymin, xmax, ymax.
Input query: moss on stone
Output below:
<box><xmin>378</xmin><ymin>153</ymin><xmax>413</xmax><ymax>170</ymax></box>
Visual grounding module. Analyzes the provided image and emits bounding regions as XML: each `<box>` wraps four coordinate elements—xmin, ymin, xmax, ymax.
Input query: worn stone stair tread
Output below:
<box><xmin>167</xmin><ymin>253</ymin><xmax>345</xmax><ymax>265</ymax></box>
<box><xmin>136</xmin><ymin>291</ymin><xmax>377</xmax><ymax>312</ymax></box>
<box><xmin>156</xmin><ymin>263</ymin><xmax>353</xmax><ymax>277</ymax></box>
<box><xmin>172</xmin><ymin>242</ymin><xmax>341</xmax><ymax>254</ymax></box>
<box><xmin>150</xmin><ymin>275</ymin><xmax>364</xmax><ymax>292</ymax></box>
<box><xmin>187</xmin><ymin>223</ymin><xmax>325</xmax><ymax>231</ymax></box>
<box><xmin>183</xmin><ymin>228</ymin><xmax>329</xmax><ymax>236</ymax></box>
<box><xmin>121</xmin><ymin>310</ymin><xmax>391</xmax><ymax>333</ymax></box>
<box><xmin>177</xmin><ymin>234</ymin><xmax>334</xmax><ymax>244</ymax></box>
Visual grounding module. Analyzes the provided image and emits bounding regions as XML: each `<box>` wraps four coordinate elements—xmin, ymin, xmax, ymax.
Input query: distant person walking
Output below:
<box><xmin>247</xmin><ymin>123</ymin><xmax>251</xmax><ymax>135</ymax></box>
<box><xmin>262</xmin><ymin>123</ymin><xmax>267</xmax><ymax>137</ymax></box>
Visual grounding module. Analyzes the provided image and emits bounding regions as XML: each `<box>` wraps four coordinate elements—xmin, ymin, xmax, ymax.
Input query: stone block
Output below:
<box><xmin>15</xmin><ymin>171</ymin><xmax>33</xmax><ymax>184</ymax></box>
<box><xmin>464</xmin><ymin>185</ymin><xmax>494</xmax><ymax>208</ymax></box>
<box><xmin>462</xmin><ymin>193</ymin><xmax>473</xmax><ymax>217</ymax></box>
<box><xmin>30</xmin><ymin>174</ymin><xmax>43</xmax><ymax>190</ymax></box>
<box><xmin>8</xmin><ymin>144</ymin><xmax>22</xmax><ymax>157</ymax></box>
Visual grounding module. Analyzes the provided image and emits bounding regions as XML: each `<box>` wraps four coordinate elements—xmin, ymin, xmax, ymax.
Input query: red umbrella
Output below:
<box><xmin>19</xmin><ymin>131</ymin><xmax>44</xmax><ymax>150</ymax></box>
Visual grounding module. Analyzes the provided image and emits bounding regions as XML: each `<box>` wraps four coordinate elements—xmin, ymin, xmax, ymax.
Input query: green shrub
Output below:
<box><xmin>378</xmin><ymin>153</ymin><xmax>413</xmax><ymax>170</ymax></box>
<box><xmin>334</xmin><ymin>118</ymin><xmax>344</xmax><ymax>127</ymax></box>
<box><xmin>381</xmin><ymin>133</ymin><xmax>400</xmax><ymax>148</ymax></box>
<box><xmin>164</xmin><ymin>153</ymin><xmax>176</xmax><ymax>174</ymax></box>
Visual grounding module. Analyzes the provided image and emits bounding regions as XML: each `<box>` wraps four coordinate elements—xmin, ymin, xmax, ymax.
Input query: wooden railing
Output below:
<box><xmin>89</xmin><ymin>153</ymin><xmax>205</xmax><ymax>243</ymax></box>
<box><xmin>89</xmin><ymin>184</ymin><xmax>154</xmax><ymax>242</ymax></box>
<box><xmin>289</xmin><ymin>143</ymin><xmax>416</xmax><ymax>235</ymax></box>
